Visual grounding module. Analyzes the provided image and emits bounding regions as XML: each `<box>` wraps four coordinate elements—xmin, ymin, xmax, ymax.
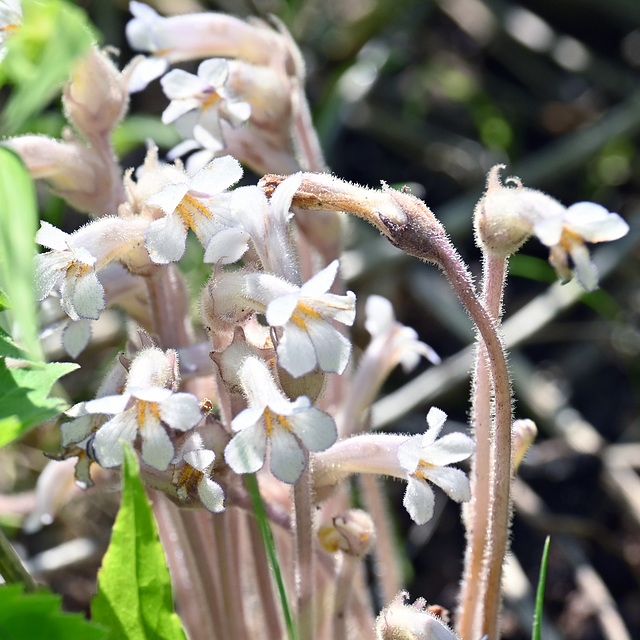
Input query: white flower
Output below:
<box><xmin>0</xmin><ymin>0</ymin><xmax>21</xmax><ymax>58</ymax></box>
<box><xmin>477</xmin><ymin>165</ymin><xmax>629</xmax><ymax>291</ymax></box>
<box><xmin>35</xmin><ymin>222</ymin><xmax>105</xmax><ymax>321</ymax></box>
<box><xmin>365</xmin><ymin>295</ymin><xmax>440</xmax><ymax>372</ymax></box>
<box><xmin>206</xmin><ymin>173</ymin><xmax>301</xmax><ymax>280</ymax></box>
<box><xmin>86</xmin><ymin>387</ymin><xmax>201</xmax><ymax>471</ymax></box>
<box><xmin>145</xmin><ymin>155</ymin><xmax>242</xmax><ymax>263</ymax></box>
<box><xmin>245</xmin><ymin>260</ymin><xmax>356</xmax><ymax>377</ymax></box>
<box><xmin>84</xmin><ymin>348</ymin><xmax>202</xmax><ymax>470</ymax></box>
<box><xmin>161</xmin><ymin>58</ymin><xmax>250</xmax><ymax>149</ymax></box>
<box><xmin>397</xmin><ymin>407</ymin><xmax>474</xmax><ymax>525</ymax></box>
<box><xmin>224</xmin><ymin>356</ymin><xmax>337</xmax><ymax>483</ymax></box>
<box><xmin>175</xmin><ymin>447</ymin><xmax>225</xmax><ymax>513</ymax></box>
<box><xmin>543</xmin><ymin>202</ymin><xmax>629</xmax><ymax>291</ymax></box>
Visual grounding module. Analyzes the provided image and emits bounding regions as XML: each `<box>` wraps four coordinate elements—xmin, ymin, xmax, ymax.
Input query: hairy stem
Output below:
<box><xmin>294</xmin><ymin>464</ymin><xmax>315</xmax><ymax>640</ymax></box>
<box><xmin>457</xmin><ymin>253</ymin><xmax>508</xmax><ymax>640</ymax></box>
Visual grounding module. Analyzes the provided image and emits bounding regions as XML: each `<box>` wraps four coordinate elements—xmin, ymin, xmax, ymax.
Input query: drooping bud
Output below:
<box><xmin>318</xmin><ymin>509</ymin><xmax>375</xmax><ymax>557</ymax></box>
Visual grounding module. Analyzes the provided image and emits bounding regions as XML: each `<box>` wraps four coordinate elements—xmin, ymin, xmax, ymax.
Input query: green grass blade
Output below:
<box><xmin>0</xmin><ymin>147</ymin><xmax>41</xmax><ymax>361</ymax></box>
<box><xmin>532</xmin><ymin>536</ymin><xmax>551</xmax><ymax>640</ymax></box>
<box><xmin>245</xmin><ymin>473</ymin><xmax>298</xmax><ymax>640</ymax></box>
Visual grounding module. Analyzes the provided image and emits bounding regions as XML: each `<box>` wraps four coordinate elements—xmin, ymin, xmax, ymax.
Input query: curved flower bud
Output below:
<box><xmin>224</xmin><ymin>356</ymin><xmax>337</xmax><ymax>483</ymax></box>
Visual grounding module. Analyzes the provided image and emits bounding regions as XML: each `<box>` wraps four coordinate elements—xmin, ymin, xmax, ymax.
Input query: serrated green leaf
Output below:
<box><xmin>92</xmin><ymin>446</ymin><xmax>188</xmax><ymax>640</ymax></box>
<box><xmin>0</xmin><ymin>148</ymin><xmax>41</xmax><ymax>362</ymax></box>
<box><xmin>0</xmin><ymin>584</ymin><xmax>107</xmax><ymax>640</ymax></box>
<box><xmin>0</xmin><ymin>0</ymin><xmax>96</xmax><ymax>134</ymax></box>
<box><xmin>0</xmin><ymin>358</ymin><xmax>78</xmax><ymax>448</ymax></box>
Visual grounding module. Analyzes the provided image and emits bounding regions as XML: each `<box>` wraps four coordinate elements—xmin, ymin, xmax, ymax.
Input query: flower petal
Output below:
<box><xmin>159</xmin><ymin>392</ymin><xmax>202</xmax><ymax>431</ymax></box>
<box><xmin>569</xmin><ymin>241</ymin><xmax>598</xmax><ymax>291</ymax></box>
<box><xmin>145</xmin><ymin>213</ymin><xmax>188</xmax><ymax>264</ymax></box>
<box><xmin>269</xmin><ymin>426</ymin><xmax>305</xmax><ymax>484</ymax></box>
<box><xmin>141</xmin><ymin>420</ymin><xmax>174</xmax><ymax>470</ymax></box>
<box><xmin>63</xmin><ymin>319</ymin><xmax>92</xmax><ymax>358</ymax></box>
<box><xmin>565</xmin><ymin>202</ymin><xmax>629</xmax><ymax>242</ymax></box>
<box><xmin>93</xmin><ymin>411</ymin><xmax>138</xmax><ymax>468</ymax></box>
<box><xmin>397</xmin><ymin>435</ymin><xmax>422</xmax><ymax>474</ymax></box>
<box><xmin>189</xmin><ymin>155</ymin><xmax>243</xmax><ymax>196</ymax></box>
<box><xmin>266</xmin><ymin>291</ymin><xmax>300</xmax><ymax>326</ymax></box>
<box><xmin>287</xmin><ymin>407</ymin><xmax>337</xmax><ymax>453</ymax></box>
<box><xmin>203</xmin><ymin>227</ymin><xmax>250</xmax><ymax>264</ymax></box>
<box><xmin>198</xmin><ymin>58</ymin><xmax>229</xmax><ymax>87</ymax></box>
<box><xmin>276</xmin><ymin>324</ymin><xmax>318</xmax><ymax>378</ymax></box>
<box><xmin>420</xmin><ymin>432</ymin><xmax>475</xmax><ymax>466</ymax></box>
<box><xmin>35</xmin><ymin>221</ymin><xmax>70</xmax><ymax>251</ymax></box>
<box><xmin>184</xmin><ymin>448</ymin><xmax>215</xmax><ymax>472</ymax></box>
<box><xmin>66</xmin><ymin>269</ymin><xmax>105</xmax><ymax>320</ymax></box>
<box><xmin>161</xmin><ymin>68</ymin><xmax>207</xmax><ymax>100</ymax></box>
<box><xmin>85</xmin><ymin>393</ymin><xmax>131</xmax><ymax>416</ymax></box>
<box><xmin>34</xmin><ymin>252</ymin><xmax>68</xmax><ymax>300</ymax></box>
<box><xmin>422</xmin><ymin>465</ymin><xmax>471</xmax><ymax>503</ymax></box>
<box><xmin>300</xmin><ymin>260</ymin><xmax>338</xmax><ymax>297</ymax></box>
<box><xmin>364</xmin><ymin>295</ymin><xmax>395</xmax><ymax>337</ymax></box>
<box><xmin>224</xmin><ymin>422</ymin><xmax>267</xmax><ymax>474</ymax></box>
<box><xmin>403</xmin><ymin>476</ymin><xmax>435</xmax><ymax>525</ymax></box>
<box><xmin>198</xmin><ymin>476</ymin><xmax>225</xmax><ymax>513</ymax></box>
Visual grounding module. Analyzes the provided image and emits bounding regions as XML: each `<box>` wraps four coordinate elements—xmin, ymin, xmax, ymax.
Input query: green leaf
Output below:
<box><xmin>245</xmin><ymin>473</ymin><xmax>297</xmax><ymax>640</ymax></box>
<box><xmin>0</xmin><ymin>584</ymin><xmax>107</xmax><ymax>640</ymax></box>
<box><xmin>0</xmin><ymin>358</ymin><xmax>79</xmax><ymax>448</ymax></box>
<box><xmin>0</xmin><ymin>0</ymin><xmax>96</xmax><ymax>134</ymax></box>
<box><xmin>92</xmin><ymin>446</ymin><xmax>188</xmax><ymax>640</ymax></box>
<box><xmin>0</xmin><ymin>147</ymin><xmax>42</xmax><ymax>361</ymax></box>
<box><xmin>532</xmin><ymin>536</ymin><xmax>550</xmax><ymax>640</ymax></box>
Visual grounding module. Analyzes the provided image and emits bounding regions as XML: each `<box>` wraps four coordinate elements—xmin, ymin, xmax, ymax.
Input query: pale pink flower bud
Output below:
<box><xmin>63</xmin><ymin>47</ymin><xmax>129</xmax><ymax>142</ymax></box>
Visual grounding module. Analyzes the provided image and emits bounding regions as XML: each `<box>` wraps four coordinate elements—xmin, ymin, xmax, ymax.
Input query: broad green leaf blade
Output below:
<box><xmin>0</xmin><ymin>0</ymin><xmax>96</xmax><ymax>134</ymax></box>
<box><xmin>0</xmin><ymin>147</ymin><xmax>41</xmax><ymax>361</ymax></box>
<box><xmin>0</xmin><ymin>584</ymin><xmax>107</xmax><ymax>640</ymax></box>
<box><xmin>0</xmin><ymin>358</ymin><xmax>78</xmax><ymax>448</ymax></box>
<box><xmin>92</xmin><ymin>446</ymin><xmax>188</xmax><ymax>640</ymax></box>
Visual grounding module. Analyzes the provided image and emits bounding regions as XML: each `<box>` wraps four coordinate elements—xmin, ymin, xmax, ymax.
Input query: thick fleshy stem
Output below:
<box><xmin>261</xmin><ymin>174</ymin><xmax>513</xmax><ymax>639</ymax></box>
<box><xmin>457</xmin><ymin>253</ymin><xmax>509</xmax><ymax>640</ymax></box>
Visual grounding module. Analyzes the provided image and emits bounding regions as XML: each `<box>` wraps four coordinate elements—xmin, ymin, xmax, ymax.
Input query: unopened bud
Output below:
<box><xmin>63</xmin><ymin>48</ymin><xmax>128</xmax><ymax>141</ymax></box>
<box><xmin>318</xmin><ymin>509</ymin><xmax>375</xmax><ymax>557</ymax></box>
<box><xmin>512</xmin><ymin>418</ymin><xmax>537</xmax><ymax>474</ymax></box>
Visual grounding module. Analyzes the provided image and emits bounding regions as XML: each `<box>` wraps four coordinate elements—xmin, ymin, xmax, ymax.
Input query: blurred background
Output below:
<box><xmin>2</xmin><ymin>1</ymin><xmax>640</xmax><ymax>639</ymax></box>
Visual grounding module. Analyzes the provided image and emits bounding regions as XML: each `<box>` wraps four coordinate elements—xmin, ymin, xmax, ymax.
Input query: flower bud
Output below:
<box><xmin>63</xmin><ymin>47</ymin><xmax>129</xmax><ymax>142</ymax></box>
<box><xmin>512</xmin><ymin>418</ymin><xmax>537</xmax><ymax>474</ymax></box>
<box><xmin>318</xmin><ymin>509</ymin><xmax>375</xmax><ymax>557</ymax></box>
